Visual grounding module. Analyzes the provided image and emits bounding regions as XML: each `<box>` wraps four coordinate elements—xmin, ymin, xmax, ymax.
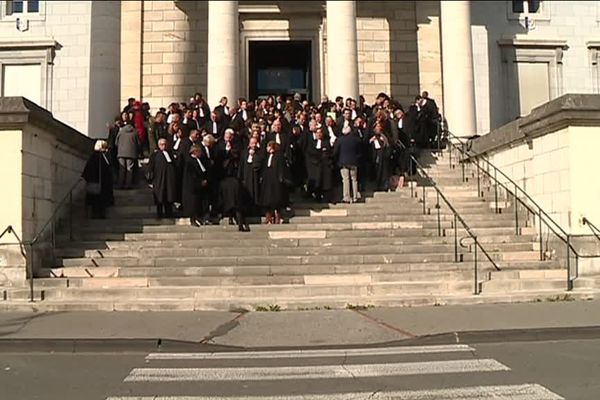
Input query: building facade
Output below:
<box><xmin>1</xmin><ymin>0</ymin><xmax>599</xmax><ymax>137</ymax></box>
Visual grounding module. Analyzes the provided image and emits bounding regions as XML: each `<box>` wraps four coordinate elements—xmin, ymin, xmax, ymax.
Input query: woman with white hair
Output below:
<box><xmin>82</xmin><ymin>140</ymin><xmax>114</xmax><ymax>219</ymax></box>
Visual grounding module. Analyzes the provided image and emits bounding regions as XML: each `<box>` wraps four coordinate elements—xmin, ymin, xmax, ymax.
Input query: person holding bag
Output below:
<box><xmin>82</xmin><ymin>140</ymin><xmax>114</xmax><ymax>219</ymax></box>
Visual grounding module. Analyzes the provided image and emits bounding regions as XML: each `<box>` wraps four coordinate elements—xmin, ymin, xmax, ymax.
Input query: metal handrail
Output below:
<box><xmin>442</xmin><ymin>129</ymin><xmax>597</xmax><ymax>290</ymax></box>
<box><xmin>582</xmin><ymin>217</ymin><xmax>600</xmax><ymax>243</ymax></box>
<box><xmin>0</xmin><ymin>178</ymin><xmax>84</xmax><ymax>302</ymax></box>
<box><xmin>399</xmin><ymin>141</ymin><xmax>501</xmax><ymax>295</ymax></box>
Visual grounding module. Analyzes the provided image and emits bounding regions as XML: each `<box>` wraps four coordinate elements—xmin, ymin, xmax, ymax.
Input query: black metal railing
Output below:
<box><xmin>442</xmin><ymin>129</ymin><xmax>600</xmax><ymax>290</ymax></box>
<box><xmin>0</xmin><ymin>178</ymin><xmax>84</xmax><ymax>302</ymax></box>
<box><xmin>400</xmin><ymin>141</ymin><xmax>501</xmax><ymax>295</ymax></box>
<box><xmin>582</xmin><ymin>217</ymin><xmax>600</xmax><ymax>243</ymax></box>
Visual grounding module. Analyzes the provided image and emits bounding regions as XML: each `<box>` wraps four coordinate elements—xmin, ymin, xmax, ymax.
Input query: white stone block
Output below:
<box><xmin>269</xmin><ymin>231</ymin><xmax>327</xmax><ymax>240</ymax></box>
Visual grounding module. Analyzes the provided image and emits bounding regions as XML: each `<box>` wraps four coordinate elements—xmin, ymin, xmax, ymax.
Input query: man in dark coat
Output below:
<box><xmin>82</xmin><ymin>141</ymin><xmax>114</xmax><ymax>219</ymax></box>
<box><xmin>182</xmin><ymin>145</ymin><xmax>210</xmax><ymax>226</ymax></box>
<box><xmin>334</xmin><ymin>125</ymin><xmax>363</xmax><ymax>203</ymax></box>
<box><xmin>147</xmin><ymin>138</ymin><xmax>177</xmax><ymax>219</ymax></box>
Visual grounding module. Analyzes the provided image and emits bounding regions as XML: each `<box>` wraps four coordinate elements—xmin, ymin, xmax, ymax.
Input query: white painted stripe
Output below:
<box><xmin>106</xmin><ymin>383</ymin><xmax>563</xmax><ymax>399</ymax></box>
<box><xmin>124</xmin><ymin>359</ymin><xmax>509</xmax><ymax>382</ymax></box>
<box><xmin>146</xmin><ymin>344</ymin><xmax>475</xmax><ymax>360</ymax></box>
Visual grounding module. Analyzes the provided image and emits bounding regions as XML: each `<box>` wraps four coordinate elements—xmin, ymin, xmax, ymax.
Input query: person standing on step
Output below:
<box><xmin>115</xmin><ymin>122</ymin><xmax>140</xmax><ymax>190</ymax></box>
<box><xmin>200</xmin><ymin>134</ymin><xmax>217</xmax><ymax>224</ymax></box>
<box><xmin>306</xmin><ymin>127</ymin><xmax>334</xmax><ymax>202</ymax></box>
<box><xmin>182</xmin><ymin>145</ymin><xmax>210</xmax><ymax>227</ymax></box>
<box><xmin>82</xmin><ymin>140</ymin><xmax>114</xmax><ymax>219</ymax></box>
<box><xmin>259</xmin><ymin>141</ymin><xmax>290</xmax><ymax>224</ymax></box>
<box><xmin>369</xmin><ymin>123</ymin><xmax>392</xmax><ymax>192</ymax></box>
<box><xmin>239</xmin><ymin>136</ymin><xmax>263</xmax><ymax>216</ymax></box>
<box><xmin>147</xmin><ymin>138</ymin><xmax>177</xmax><ymax>219</ymax></box>
<box><xmin>334</xmin><ymin>123</ymin><xmax>363</xmax><ymax>203</ymax></box>
<box><xmin>215</xmin><ymin>132</ymin><xmax>251</xmax><ymax>232</ymax></box>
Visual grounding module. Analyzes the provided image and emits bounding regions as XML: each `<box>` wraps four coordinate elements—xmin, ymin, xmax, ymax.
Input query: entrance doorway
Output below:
<box><xmin>248</xmin><ymin>40</ymin><xmax>312</xmax><ymax>101</ymax></box>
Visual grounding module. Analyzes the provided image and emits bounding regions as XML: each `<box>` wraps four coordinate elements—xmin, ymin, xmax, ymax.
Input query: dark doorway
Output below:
<box><xmin>248</xmin><ymin>40</ymin><xmax>312</xmax><ymax>101</ymax></box>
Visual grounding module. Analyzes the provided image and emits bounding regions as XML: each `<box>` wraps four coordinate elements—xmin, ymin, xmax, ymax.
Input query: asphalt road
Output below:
<box><xmin>1</xmin><ymin>339</ymin><xmax>599</xmax><ymax>399</ymax></box>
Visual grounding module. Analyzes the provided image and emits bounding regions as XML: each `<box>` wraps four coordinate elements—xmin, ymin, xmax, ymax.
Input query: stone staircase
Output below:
<box><xmin>1</xmin><ymin>150</ymin><xmax>595</xmax><ymax>311</ymax></box>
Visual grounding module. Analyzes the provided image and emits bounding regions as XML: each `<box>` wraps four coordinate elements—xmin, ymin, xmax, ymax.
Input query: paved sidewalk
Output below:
<box><xmin>0</xmin><ymin>300</ymin><xmax>599</xmax><ymax>349</ymax></box>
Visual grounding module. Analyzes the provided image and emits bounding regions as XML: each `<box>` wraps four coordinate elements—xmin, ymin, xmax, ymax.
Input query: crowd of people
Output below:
<box><xmin>82</xmin><ymin>91</ymin><xmax>442</xmax><ymax>231</ymax></box>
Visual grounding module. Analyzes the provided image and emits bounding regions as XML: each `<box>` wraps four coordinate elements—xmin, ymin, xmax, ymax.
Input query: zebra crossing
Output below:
<box><xmin>105</xmin><ymin>344</ymin><xmax>564</xmax><ymax>400</ymax></box>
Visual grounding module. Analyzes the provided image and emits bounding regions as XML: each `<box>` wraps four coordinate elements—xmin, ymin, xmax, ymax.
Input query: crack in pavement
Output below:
<box><xmin>351</xmin><ymin>309</ymin><xmax>417</xmax><ymax>339</ymax></box>
<box><xmin>198</xmin><ymin>312</ymin><xmax>247</xmax><ymax>344</ymax></box>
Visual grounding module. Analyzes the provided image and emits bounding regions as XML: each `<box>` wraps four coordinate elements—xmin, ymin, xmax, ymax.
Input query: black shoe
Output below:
<box><xmin>239</xmin><ymin>224</ymin><xmax>251</xmax><ymax>232</ymax></box>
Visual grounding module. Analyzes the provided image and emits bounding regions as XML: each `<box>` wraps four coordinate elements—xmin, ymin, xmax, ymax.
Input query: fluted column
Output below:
<box><xmin>326</xmin><ymin>0</ymin><xmax>359</xmax><ymax>101</ymax></box>
<box><xmin>207</xmin><ymin>0</ymin><xmax>239</xmax><ymax>108</ymax></box>
<box><xmin>440</xmin><ymin>1</ymin><xmax>477</xmax><ymax>135</ymax></box>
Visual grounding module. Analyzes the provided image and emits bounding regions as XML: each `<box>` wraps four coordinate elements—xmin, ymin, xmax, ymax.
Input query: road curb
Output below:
<box><xmin>1</xmin><ymin>326</ymin><xmax>599</xmax><ymax>353</ymax></box>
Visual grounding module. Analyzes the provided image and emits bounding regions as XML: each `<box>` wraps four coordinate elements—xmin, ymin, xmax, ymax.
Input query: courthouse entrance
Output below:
<box><xmin>248</xmin><ymin>40</ymin><xmax>312</xmax><ymax>100</ymax></box>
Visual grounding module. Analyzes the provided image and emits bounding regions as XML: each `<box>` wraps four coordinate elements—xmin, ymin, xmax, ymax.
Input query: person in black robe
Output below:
<box><xmin>390</xmin><ymin>108</ymin><xmax>410</xmax><ymax>179</ymax></box>
<box><xmin>266</xmin><ymin>118</ymin><xmax>294</xmax><ymax>168</ymax></box>
<box><xmin>182</xmin><ymin>145</ymin><xmax>210</xmax><ymax>226</ymax></box>
<box><xmin>214</xmin><ymin>132</ymin><xmax>250</xmax><ymax>232</ymax></box>
<box><xmin>147</xmin><ymin>138</ymin><xmax>177</xmax><ymax>218</ymax></box>
<box><xmin>369</xmin><ymin>124</ymin><xmax>393</xmax><ymax>192</ymax></box>
<box><xmin>306</xmin><ymin>127</ymin><xmax>334</xmax><ymax>202</ymax></box>
<box><xmin>204</xmin><ymin>111</ymin><xmax>226</xmax><ymax>139</ymax></box>
<box><xmin>259</xmin><ymin>141</ymin><xmax>290</xmax><ymax>224</ymax></box>
<box><xmin>106</xmin><ymin>117</ymin><xmax>122</xmax><ymax>182</ymax></box>
<box><xmin>82</xmin><ymin>140</ymin><xmax>114</xmax><ymax>219</ymax></box>
<box><xmin>200</xmin><ymin>134</ymin><xmax>217</xmax><ymax>223</ymax></box>
<box><xmin>239</xmin><ymin>136</ymin><xmax>263</xmax><ymax>215</ymax></box>
<box><xmin>289</xmin><ymin>125</ymin><xmax>308</xmax><ymax>194</ymax></box>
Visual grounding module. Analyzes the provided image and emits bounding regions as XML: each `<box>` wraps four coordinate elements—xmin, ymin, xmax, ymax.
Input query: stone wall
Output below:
<box><xmin>140</xmin><ymin>0</ymin><xmax>208</xmax><ymax>109</ymax></box>
<box><xmin>0</xmin><ymin>1</ymin><xmax>93</xmax><ymax>132</ymax></box>
<box><xmin>471</xmin><ymin>1</ymin><xmax>600</xmax><ymax>132</ymax></box>
<box><xmin>0</xmin><ymin>98</ymin><xmax>93</xmax><ymax>283</ymax></box>
<box><xmin>471</xmin><ymin>94</ymin><xmax>600</xmax><ymax>235</ymax></box>
<box><xmin>354</xmin><ymin>1</ymin><xmax>419</xmax><ymax>106</ymax></box>
<box><xmin>134</xmin><ymin>0</ymin><xmax>421</xmax><ymax>109</ymax></box>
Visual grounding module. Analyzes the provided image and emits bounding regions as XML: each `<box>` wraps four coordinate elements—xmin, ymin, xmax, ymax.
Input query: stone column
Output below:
<box><xmin>440</xmin><ymin>1</ymin><xmax>477</xmax><ymax>136</ymax></box>
<box><xmin>207</xmin><ymin>1</ymin><xmax>239</xmax><ymax>108</ymax></box>
<box><xmin>326</xmin><ymin>1</ymin><xmax>359</xmax><ymax>101</ymax></box>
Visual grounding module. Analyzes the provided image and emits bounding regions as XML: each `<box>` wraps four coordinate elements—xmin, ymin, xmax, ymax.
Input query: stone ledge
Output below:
<box><xmin>471</xmin><ymin>94</ymin><xmax>600</xmax><ymax>155</ymax></box>
<box><xmin>0</xmin><ymin>97</ymin><xmax>93</xmax><ymax>155</ymax></box>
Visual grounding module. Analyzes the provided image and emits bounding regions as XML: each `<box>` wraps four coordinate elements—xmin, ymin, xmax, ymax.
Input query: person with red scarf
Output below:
<box><xmin>132</xmin><ymin>101</ymin><xmax>147</xmax><ymax>156</ymax></box>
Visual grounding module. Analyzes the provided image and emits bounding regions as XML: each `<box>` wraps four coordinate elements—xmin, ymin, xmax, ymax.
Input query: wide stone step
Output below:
<box><xmin>32</xmin><ymin>270</ymin><xmax>483</xmax><ymax>290</ymax></box>
<box><xmin>57</xmin><ymin>247</ymin><xmax>542</xmax><ymax>268</ymax></box>
<box><xmin>55</xmin><ymin>233</ymin><xmax>540</xmax><ymax>253</ymax></box>
<box><xmin>6</xmin><ymin>280</ymin><xmax>476</xmax><ymax>302</ymax></box>
<box><xmin>3</xmin><ymin>289</ymin><xmax>594</xmax><ymax>312</ymax></box>
<box><xmin>55</xmin><ymin>241</ymin><xmax>538</xmax><ymax>259</ymax></box>
<box><xmin>39</xmin><ymin>260</ymin><xmax>561</xmax><ymax>279</ymax></box>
